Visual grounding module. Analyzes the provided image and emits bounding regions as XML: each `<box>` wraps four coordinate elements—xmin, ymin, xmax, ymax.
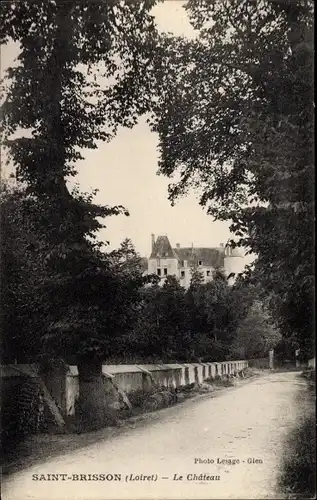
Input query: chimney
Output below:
<box><xmin>176</xmin><ymin>243</ymin><xmax>180</xmax><ymax>249</ymax></box>
<box><xmin>151</xmin><ymin>234</ymin><xmax>155</xmax><ymax>252</ymax></box>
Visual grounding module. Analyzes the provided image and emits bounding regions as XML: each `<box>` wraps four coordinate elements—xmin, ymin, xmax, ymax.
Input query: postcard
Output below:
<box><xmin>1</xmin><ymin>1</ymin><xmax>315</xmax><ymax>499</ymax></box>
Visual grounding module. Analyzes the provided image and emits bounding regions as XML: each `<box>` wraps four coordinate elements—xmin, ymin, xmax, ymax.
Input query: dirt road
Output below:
<box><xmin>2</xmin><ymin>372</ymin><xmax>308</xmax><ymax>500</ymax></box>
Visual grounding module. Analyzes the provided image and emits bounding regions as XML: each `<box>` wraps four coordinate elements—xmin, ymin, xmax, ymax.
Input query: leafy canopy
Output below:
<box><xmin>0</xmin><ymin>0</ymin><xmax>160</xmax><ymax>362</ymax></box>
<box><xmin>149</xmin><ymin>0</ymin><xmax>314</xmax><ymax>356</ymax></box>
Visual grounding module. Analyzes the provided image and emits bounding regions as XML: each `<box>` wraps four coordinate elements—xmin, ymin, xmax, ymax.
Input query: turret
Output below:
<box><xmin>224</xmin><ymin>244</ymin><xmax>245</xmax><ymax>285</ymax></box>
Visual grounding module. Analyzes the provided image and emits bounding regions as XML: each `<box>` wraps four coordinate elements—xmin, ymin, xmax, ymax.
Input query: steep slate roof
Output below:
<box><xmin>173</xmin><ymin>247</ymin><xmax>225</xmax><ymax>269</ymax></box>
<box><xmin>150</xmin><ymin>235</ymin><xmax>178</xmax><ymax>259</ymax></box>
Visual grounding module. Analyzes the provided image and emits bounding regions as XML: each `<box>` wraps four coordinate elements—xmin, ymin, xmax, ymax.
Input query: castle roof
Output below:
<box><xmin>150</xmin><ymin>235</ymin><xmax>178</xmax><ymax>259</ymax></box>
<box><xmin>173</xmin><ymin>247</ymin><xmax>225</xmax><ymax>268</ymax></box>
<box><xmin>147</xmin><ymin>235</ymin><xmax>244</xmax><ymax>268</ymax></box>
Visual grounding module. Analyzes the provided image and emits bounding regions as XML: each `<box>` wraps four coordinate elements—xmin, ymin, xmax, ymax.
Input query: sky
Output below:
<box><xmin>1</xmin><ymin>1</ymin><xmax>234</xmax><ymax>258</ymax></box>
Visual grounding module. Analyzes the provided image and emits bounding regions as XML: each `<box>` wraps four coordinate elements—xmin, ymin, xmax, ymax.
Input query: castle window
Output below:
<box><xmin>164</xmin><ymin>268</ymin><xmax>168</xmax><ymax>276</ymax></box>
<box><xmin>206</xmin><ymin>270</ymin><xmax>210</xmax><ymax>277</ymax></box>
<box><xmin>198</xmin><ymin>260</ymin><xmax>203</xmax><ymax>266</ymax></box>
<box><xmin>181</xmin><ymin>270</ymin><xmax>185</xmax><ymax>279</ymax></box>
<box><xmin>157</xmin><ymin>268</ymin><xmax>161</xmax><ymax>276</ymax></box>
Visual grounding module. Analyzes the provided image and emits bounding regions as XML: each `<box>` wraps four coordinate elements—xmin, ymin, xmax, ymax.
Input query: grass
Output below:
<box><xmin>277</xmin><ymin>372</ymin><xmax>316</xmax><ymax>499</ymax></box>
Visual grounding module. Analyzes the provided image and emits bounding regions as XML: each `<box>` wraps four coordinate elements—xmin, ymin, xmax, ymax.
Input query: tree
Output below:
<box><xmin>0</xmin><ymin>183</ymin><xmax>158</xmax><ymax>431</ymax></box>
<box><xmin>159</xmin><ymin>276</ymin><xmax>192</xmax><ymax>360</ymax></box>
<box><xmin>189</xmin><ymin>264</ymin><xmax>204</xmax><ymax>288</ymax></box>
<box><xmin>0</xmin><ymin>184</ymin><xmax>136</xmax><ymax>363</ymax></box>
<box><xmin>0</xmin><ymin>1</ymin><xmax>159</xmax><ymax>361</ymax></box>
<box><xmin>109</xmin><ymin>238</ymin><xmax>148</xmax><ymax>283</ymax></box>
<box><xmin>200</xmin><ymin>273</ymin><xmax>237</xmax><ymax>358</ymax></box>
<box><xmin>150</xmin><ymin>0</ymin><xmax>314</xmax><ymax>357</ymax></box>
<box><xmin>1</xmin><ymin>2</ymin><xmax>161</xmax><ymax>427</ymax></box>
<box><xmin>1</xmin><ymin>1</ymin><xmax>158</xmax><ymax>198</ymax></box>
<box><xmin>0</xmin><ymin>183</ymin><xmax>47</xmax><ymax>362</ymax></box>
<box><xmin>128</xmin><ymin>284</ymin><xmax>167</xmax><ymax>362</ymax></box>
<box><xmin>230</xmin><ymin>301</ymin><xmax>281</xmax><ymax>359</ymax></box>
<box><xmin>103</xmin><ymin>239</ymin><xmax>158</xmax><ymax>359</ymax></box>
<box><xmin>130</xmin><ymin>276</ymin><xmax>192</xmax><ymax>362</ymax></box>
<box><xmin>124</xmin><ymin>269</ymin><xmax>262</xmax><ymax>364</ymax></box>
<box><xmin>184</xmin><ymin>270</ymin><xmax>247</xmax><ymax>361</ymax></box>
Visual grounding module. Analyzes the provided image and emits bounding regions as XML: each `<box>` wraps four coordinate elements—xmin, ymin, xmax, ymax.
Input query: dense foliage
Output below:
<box><xmin>230</xmin><ymin>301</ymin><xmax>281</xmax><ymax>359</ymax></box>
<box><xmin>124</xmin><ymin>271</ymin><xmax>277</xmax><ymax>363</ymax></box>
<box><xmin>1</xmin><ymin>181</ymin><xmax>277</xmax><ymax>364</ymax></box>
<box><xmin>0</xmin><ymin>184</ymin><xmax>154</xmax><ymax>362</ymax></box>
<box><xmin>0</xmin><ymin>0</ymin><xmax>159</xmax><ymax>362</ymax></box>
<box><xmin>150</xmin><ymin>0</ymin><xmax>314</xmax><ymax>358</ymax></box>
<box><xmin>1</xmin><ymin>0</ymin><xmax>303</xmax><ymax>364</ymax></box>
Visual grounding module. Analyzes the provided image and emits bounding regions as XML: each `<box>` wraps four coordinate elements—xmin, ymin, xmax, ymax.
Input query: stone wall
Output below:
<box><xmin>65</xmin><ymin>360</ymin><xmax>248</xmax><ymax>416</ymax></box>
<box><xmin>102</xmin><ymin>365</ymin><xmax>149</xmax><ymax>393</ymax></box>
<box><xmin>1</xmin><ymin>360</ymin><xmax>249</xmax><ymax>420</ymax></box>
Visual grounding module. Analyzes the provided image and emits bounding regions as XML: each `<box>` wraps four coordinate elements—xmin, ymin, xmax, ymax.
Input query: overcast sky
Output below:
<box><xmin>1</xmin><ymin>1</ymin><xmax>233</xmax><ymax>257</ymax></box>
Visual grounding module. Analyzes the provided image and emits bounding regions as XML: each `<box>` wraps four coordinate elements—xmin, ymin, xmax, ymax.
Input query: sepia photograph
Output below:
<box><xmin>0</xmin><ymin>0</ymin><xmax>315</xmax><ymax>499</ymax></box>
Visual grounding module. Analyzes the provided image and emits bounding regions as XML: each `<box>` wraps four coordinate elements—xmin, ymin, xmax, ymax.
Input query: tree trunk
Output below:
<box><xmin>43</xmin><ymin>0</ymin><xmax>73</xmax><ymax>201</ymax></box>
<box><xmin>77</xmin><ymin>362</ymin><xmax>117</xmax><ymax>431</ymax></box>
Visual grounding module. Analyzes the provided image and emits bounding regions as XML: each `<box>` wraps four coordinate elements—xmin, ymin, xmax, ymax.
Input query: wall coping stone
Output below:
<box><xmin>139</xmin><ymin>364</ymin><xmax>182</xmax><ymax>371</ymax></box>
<box><xmin>103</xmin><ymin>365</ymin><xmax>145</xmax><ymax>374</ymax></box>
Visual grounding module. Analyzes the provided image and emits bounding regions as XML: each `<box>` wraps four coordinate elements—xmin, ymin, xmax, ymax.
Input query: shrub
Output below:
<box><xmin>213</xmin><ymin>377</ymin><xmax>235</xmax><ymax>388</ymax></box>
<box><xmin>278</xmin><ymin>412</ymin><xmax>316</xmax><ymax>498</ymax></box>
<box><xmin>181</xmin><ymin>383</ymin><xmax>196</xmax><ymax>393</ymax></box>
<box><xmin>128</xmin><ymin>388</ymin><xmax>156</xmax><ymax>408</ymax></box>
<box><xmin>204</xmin><ymin>377</ymin><xmax>215</xmax><ymax>384</ymax></box>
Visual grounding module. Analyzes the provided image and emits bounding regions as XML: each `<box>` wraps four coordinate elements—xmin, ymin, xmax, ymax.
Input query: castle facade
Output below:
<box><xmin>144</xmin><ymin>234</ymin><xmax>246</xmax><ymax>288</ymax></box>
